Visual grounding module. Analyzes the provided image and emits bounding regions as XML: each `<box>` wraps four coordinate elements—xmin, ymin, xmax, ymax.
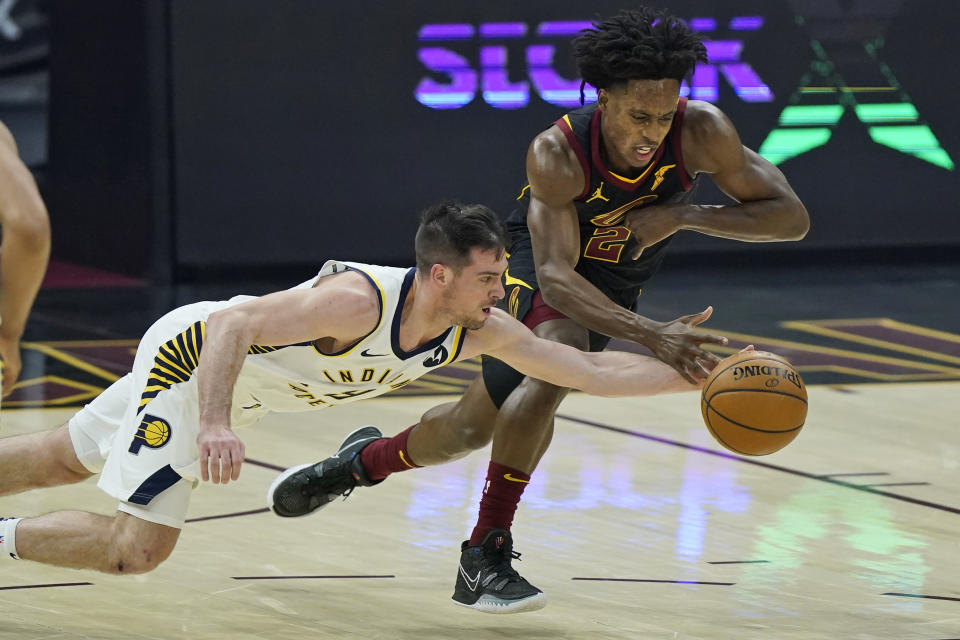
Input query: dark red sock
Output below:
<box><xmin>359</xmin><ymin>425</ymin><xmax>421</xmax><ymax>481</ymax></box>
<box><xmin>468</xmin><ymin>461</ymin><xmax>530</xmax><ymax>546</ymax></box>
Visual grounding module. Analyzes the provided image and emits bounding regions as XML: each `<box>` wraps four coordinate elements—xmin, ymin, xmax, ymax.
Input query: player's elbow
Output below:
<box><xmin>780</xmin><ymin>198</ymin><xmax>810</xmax><ymax>240</ymax></box>
<box><xmin>537</xmin><ymin>266</ymin><xmax>573</xmax><ymax>310</ymax></box>
<box><xmin>206</xmin><ymin>307</ymin><xmax>256</xmax><ymax>343</ymax></box>
<box><xmin>3</xmin><ymin>205</ymin><xmax>51</xmax><ymax>251</ymax></box>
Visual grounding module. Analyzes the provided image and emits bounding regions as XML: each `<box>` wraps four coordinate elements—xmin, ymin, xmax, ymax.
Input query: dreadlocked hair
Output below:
<box><xmin>572</xmin><ymin>7</ymin><xmax>708</xmax><ymax>104</ymax></box>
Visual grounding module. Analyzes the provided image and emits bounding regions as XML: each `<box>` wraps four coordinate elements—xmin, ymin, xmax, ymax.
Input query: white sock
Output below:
<box><xmin>0</xmin><ymin>517</ymin><xmax>21</xmax><ymax>560</ymax></box>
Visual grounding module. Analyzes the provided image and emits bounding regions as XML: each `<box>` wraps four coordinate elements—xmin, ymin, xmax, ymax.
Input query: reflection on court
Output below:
<box><xmin>0</xmin><ymin>380</ymin><xmax>957</xmax><ymax>639</ymax></box>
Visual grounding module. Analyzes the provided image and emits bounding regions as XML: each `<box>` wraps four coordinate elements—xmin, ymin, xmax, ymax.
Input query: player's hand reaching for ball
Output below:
<box><xmin>648</xmin><ymin>306</ymin><xmax>728</xmax><ymax>385</ymax></box>
<box><xmin>197</xmin><ymin>424</ymin><xmax>246</xmax><ymax>484</ymax></box>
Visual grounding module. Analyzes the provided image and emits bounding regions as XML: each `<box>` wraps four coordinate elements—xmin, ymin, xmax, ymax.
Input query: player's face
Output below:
<box><xmin>597</xmin><ymin>78</ymin><xmax>681</xmax><ymax>174</ymax></box>
<box><xmin>444</xmin><ymin>248</ymin><xmax>506</xmax><ymax>330</ymax></box>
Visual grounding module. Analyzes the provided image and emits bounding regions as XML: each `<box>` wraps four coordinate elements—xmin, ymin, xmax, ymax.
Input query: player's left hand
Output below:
<box><xmin>623</xmin><ymin>203</ymin><xmax>686</xmax><ymax>260</ymax></box>
<box><xmin>0</xmin><ymin>333</ymin><xmax>22</xmax><ymax>397</ymax></box>
<box><xmin>197</xmin><ymin>425</ymin><xmax>246</xmax><ymax>485</ymax></box>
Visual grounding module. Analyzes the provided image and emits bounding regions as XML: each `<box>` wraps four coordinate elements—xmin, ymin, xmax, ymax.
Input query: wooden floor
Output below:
<box><xmin>1</xmin><ymin>380</ymin><xmax>958</xmax><ymax>639</ymax></box>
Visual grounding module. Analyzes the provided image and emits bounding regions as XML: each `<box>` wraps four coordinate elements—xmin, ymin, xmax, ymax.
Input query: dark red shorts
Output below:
<box><xmin>521</xmin><ymin>290</ymin><xmax>567</xmax><ymax>330</ymax></box>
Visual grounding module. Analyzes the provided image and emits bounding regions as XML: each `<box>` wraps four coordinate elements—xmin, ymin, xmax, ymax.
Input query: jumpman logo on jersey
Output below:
<box><xmin>651</xmin><ymin>164</ymin><xmax>676</xmax><ymax>191</ymax></box>
<box><xmin>586</xmin><ymin>182</ymin><xmax>610</xmax><ymax>203</ymax></box>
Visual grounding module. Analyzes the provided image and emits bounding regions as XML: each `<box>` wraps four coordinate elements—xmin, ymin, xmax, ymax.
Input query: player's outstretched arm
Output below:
<box><xmin>196</xmin><ymin>272</ymin><xmax>379</xmax><ymax>484</ymax></box>
<box><xmin>462</xmin><ymin>308</ymin><xmax>718</xmax><ymax>397</ymax></box>
<box><xmin>0</xmin><ymin>122</ymin><xmax>51</xmax><ymax>395</ymax></box>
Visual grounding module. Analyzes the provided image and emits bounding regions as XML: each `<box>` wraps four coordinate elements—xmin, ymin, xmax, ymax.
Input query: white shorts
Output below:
<box><xmin>68</xmin><ymin>301</ymin><xmax>218</xmax><ymax>529</ymax></box>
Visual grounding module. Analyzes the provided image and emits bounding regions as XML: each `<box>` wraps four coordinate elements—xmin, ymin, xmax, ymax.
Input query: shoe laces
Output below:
<box><xmin>482</xmin><ymin>548</ymin><xmax>524</xmax><ymax>592</ymax></box>
<box><xmin>300</xmin><ymin>457</ymin><xmax>357</xmax><ymax>499</ymax></box>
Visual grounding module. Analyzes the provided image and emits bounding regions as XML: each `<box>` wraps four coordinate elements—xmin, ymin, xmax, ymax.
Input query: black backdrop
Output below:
<box><xmin>49</xmin><ymin>0</ymin><xmax>960</xmax><ymax>278</ymax></box>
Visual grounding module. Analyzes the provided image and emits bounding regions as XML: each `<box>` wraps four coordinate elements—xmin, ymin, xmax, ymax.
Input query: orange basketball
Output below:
<box><xmin>700</xmin><ymin>351</ymin><xmax>807</xmax><ymax>456</ymax></box>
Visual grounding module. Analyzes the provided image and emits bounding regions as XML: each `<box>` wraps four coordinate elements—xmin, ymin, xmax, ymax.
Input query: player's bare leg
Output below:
<box><xmin>9</xmin><ymin>511</ymin><xmax>179</xmax><ymax>574</ymax></box>
<box><xmin>406</xmin><ymin>376</ymin><xmax>500</xmax><ymax>464</ymax></box>
<box><xmin>0</xmin><ymin>424</ymin><xmax>180</xmax><ymax>573</ymax></box>
<box><xmin>269</xmin><ymin>376</ymin><xmax>500</xmax><ymax>517</ymax></box>
<box><xmin>0</xmin><ymin>424</ymin><xmax>92</xmax><ymax>495</ymax></box>
<box><xmin>488</xmin><ymin>316</ymin><xmax>586</xmax><ymax>473</ymax></box>
<box><xmin>451</xmin><ymin>318</ymin><xmax>585</xmax><ymax>613</ymax></box>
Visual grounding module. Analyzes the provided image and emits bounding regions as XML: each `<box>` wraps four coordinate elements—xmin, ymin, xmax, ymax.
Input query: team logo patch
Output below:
<box><xmin>128</xmin><ymin>414</ymin><xmax>172</xmax><ymax>454</ymax></box>
<box><xmin>423</xmin><ymin>345</ymin><xmax>449</xmax><ymax>368</ymax></box>
<box><xmin>651</xmin><ymin>164</ymin><xmax>676</xmax><ymax>191</ymax></box>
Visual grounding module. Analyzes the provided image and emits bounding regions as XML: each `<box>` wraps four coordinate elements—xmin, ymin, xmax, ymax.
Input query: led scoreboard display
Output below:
<box><xmin>415</xmin><ymin>18</ymin><xmax>772</xmax><ymax>109</ymax></box>
<box><xmin>412</xmin><ymin>15</ymin><xmax>953</xmax><ymax>172</ymax></box>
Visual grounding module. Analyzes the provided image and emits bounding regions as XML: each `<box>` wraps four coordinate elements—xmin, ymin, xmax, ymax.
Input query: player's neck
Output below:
<box><xmin>396</xmin><ymin>275</ymin><xmax>450</xmax><ymax>351</ymax></box>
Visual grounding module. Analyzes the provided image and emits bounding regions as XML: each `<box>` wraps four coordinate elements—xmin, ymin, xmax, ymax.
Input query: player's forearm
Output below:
<box><xmin>581</xmin><ymin>350</ymin><xmax>698</xmax><ymax>397</ymax></box>
<box><xmin>197</xmin><ymin>310</ymin><xmax>254</xmax><ymax>428</ymax></box>
<box><xmin>0</xmin><ymin>218</ymin><xmax>51</xmax><ymax>338</ymax></box>
<box><xmin>679</xmin><ymin>199</ymin><xmax>809</xmax><ymax>242</ymax></box>
<box><xmin>538</xmin><ymin>266</ymin><xmax>662</xmax><ymax>346</ymax></box>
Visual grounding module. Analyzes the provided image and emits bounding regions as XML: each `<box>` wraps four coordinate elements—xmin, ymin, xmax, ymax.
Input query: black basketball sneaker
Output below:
<box><xmin>268</xmin><ymin>425</ymin><xmax>383</xmax><ymax>517</ymax></box>
<box><xmin>452</xmin><ymin>529</ymin><xmax>546</xmax><ymax>613</ymax></box>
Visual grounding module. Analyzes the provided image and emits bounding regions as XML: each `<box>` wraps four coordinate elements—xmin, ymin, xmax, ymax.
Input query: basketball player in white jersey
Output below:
<box><xmin>0</xmin><ymin>201</ymin><xmax>725</xmax><ymax>575</ymax></box>
<box><xmin>0</xmin><ymin>121</ymin><xmax>51</xmax><ymax>405</ymax></box>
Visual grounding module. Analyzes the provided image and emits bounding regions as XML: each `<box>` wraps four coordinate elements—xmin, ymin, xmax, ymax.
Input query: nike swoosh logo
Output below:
<box><xmin>503</xmin><ymin>473</ymin><xmax>529</xmax><ymax>484</ymax></box>
<box><xmin>361</xmin><ymin>349</ymin><xmax>388</xmax><ymax>357</ymax></box>
<box><xmin>459</xmin><ymin>563</ymin><xmax>482</xmax><ymax>592</ymax></box>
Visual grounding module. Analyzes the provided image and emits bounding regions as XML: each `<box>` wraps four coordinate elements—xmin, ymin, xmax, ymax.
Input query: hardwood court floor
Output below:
<box><xmin>1</xmin><ymin>379</ymin><xmax>958</xmax><ymax>639</ymax></box>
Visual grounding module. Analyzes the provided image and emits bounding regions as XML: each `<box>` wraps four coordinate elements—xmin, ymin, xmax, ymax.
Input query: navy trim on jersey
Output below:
<box><xmin>311</xmin><ymin>266</ymin><xmax>385</xmax><ymax>357</ymax></box>
<box><xmin>128</xmin><ymin>464</ymin><xmax>182</xmax><ymax>505</ymax></box>
<box><xmin>390</xmin><ymin>268</ymin><xmax>454</xmax><ymax>360</ymax></box>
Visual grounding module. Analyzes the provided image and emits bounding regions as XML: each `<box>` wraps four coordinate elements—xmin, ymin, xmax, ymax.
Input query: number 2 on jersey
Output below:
<box><xmin>583</xmin><ymin>226</ymin><xmax>631</xmax><ymax>263</ymax></box>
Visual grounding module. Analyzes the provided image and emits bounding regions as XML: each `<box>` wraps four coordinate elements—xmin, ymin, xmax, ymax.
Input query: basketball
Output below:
<box><xmin>700</xmin><ymin>351</ymin><xmax>807</xmax><ymax>456</ymax></box>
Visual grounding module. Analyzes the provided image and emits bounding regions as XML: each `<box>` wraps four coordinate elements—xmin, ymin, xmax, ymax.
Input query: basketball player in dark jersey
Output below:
<box><xmin>271</xmin><ymin>8</ymin><xmax>808</xmax><ymax>613</ymax></box>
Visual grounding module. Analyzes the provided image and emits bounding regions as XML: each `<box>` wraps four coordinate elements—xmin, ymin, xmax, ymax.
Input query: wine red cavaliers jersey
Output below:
<box><xmin>505</xmin><ymin>97</ymin><xmax>698</xmax><ymax>294</ymax></box>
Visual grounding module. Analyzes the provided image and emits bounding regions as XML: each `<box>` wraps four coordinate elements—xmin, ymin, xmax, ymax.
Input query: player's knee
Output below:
<box><xmin>106</xmin><ymin>533</ymin><xmax>177</xmax><ymax>575</ymax></box>
<box><xmin>517</xmin><ymin>378</ymin><xmax>569</xmax><ymax>413</ymax></box>
<box><xmin>456</xmin><ymin>420</ymin><xmax>494</xmax><ymax>451</ymax></box>
<box><xmin>106</xmin><ymin>515</ymin><xmax>179</xmax><ymax>575</ymax></box>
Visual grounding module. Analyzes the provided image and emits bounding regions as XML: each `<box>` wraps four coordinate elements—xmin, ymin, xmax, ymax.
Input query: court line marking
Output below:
<box><xmin>232</xmin><ymin>575</ymin><xmax>395</xmax><ymax>580</ymax></box>
<box><xmin>0</xmin><ymin>582</ymin><xmax>93</xmax><ymax>591</ymax></box>
<box><xmin>861</xmin><ymin>482</ymin><xmax>930</xmax><ymax>487</ymax></box>
<box><xmin>882</xmin><ymin>592</ymin><xmax>960</xmax><ymax>603</ymax></box>
<box><xmin>703</xmin><ymin>328</ymin><xmax>960</xmax><ymax>379</ymax></box>
<box><xmin>245</xmin><ymin>458</ymin><xmax>285</xmax><ymax>472</ymax></box>
<box><xmin>186</xmin><ymin>508</ymin><xmax>270</xmax><ymax>523</ymax></box>
<box><xmin>818</xmin><ymin>472</ymin><xmax>889</xmax><ymax>477</ymax></box>
<box><xmin>556</xmin><ymin>413</ymin><xmax>960</xmax><ymax>516</ymax></box>
<box><xmin>782</xmin><ymin>319</ymin><xmax>960</xmax><ymax>365</ymax></box>
<box><xmin>20</xmin><ymin>342</ymin><xmax>122</xmax><ymax>383</ymax></box>
<box><xmin>572</xmin><ymin>578</ymin><xmax>734</xmax><ymax>585</ymax></box>
<box><xmin>707</xmin><ymin>560</ymin><xmax>770</xmax><ymax>565</ymax></box>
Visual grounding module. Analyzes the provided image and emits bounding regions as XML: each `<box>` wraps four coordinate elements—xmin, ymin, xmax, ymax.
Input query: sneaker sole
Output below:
<box><xmin>452</xmin><ymin>591</ymin><xmax>547</xmax><ymax>614</ymax></box>
<box><xmin>267</xmin><ymin>425</ymin><xmax>382</xmax><ymax>517</ymax></box>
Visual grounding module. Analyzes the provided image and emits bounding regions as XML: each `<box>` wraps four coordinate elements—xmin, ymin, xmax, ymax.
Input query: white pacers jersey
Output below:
<box><xmin>82</xmin><ymin>261</ymin><xmax>467</xmax><ymax>525</ymax></box>
<box><xmin>227</xmin><ymin>260</ymin><xmax>467</xmax><ymax>412</ymax></box>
